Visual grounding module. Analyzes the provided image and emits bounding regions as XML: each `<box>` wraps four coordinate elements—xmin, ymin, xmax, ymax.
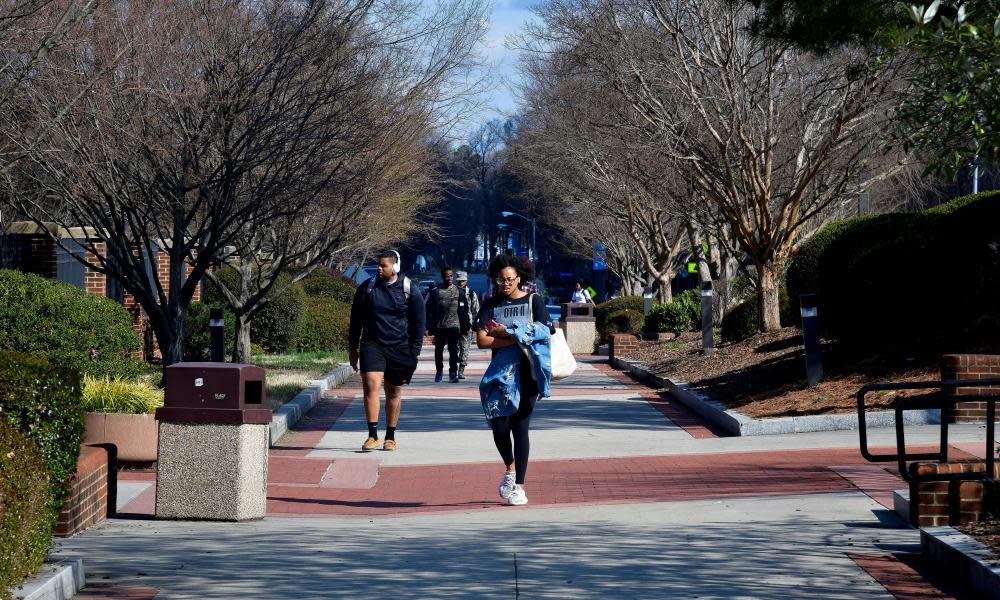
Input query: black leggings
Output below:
<box><xmin>490</xmin><ymin>395</ymin><xmax>535</xmax><ymax>484</ymax></box>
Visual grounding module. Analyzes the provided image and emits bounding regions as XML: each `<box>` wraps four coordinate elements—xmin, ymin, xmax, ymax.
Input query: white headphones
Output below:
<box><xmin>390</xmin><ymin>250</ymin><xmax>401</xmax><ymax>275</ymax></box>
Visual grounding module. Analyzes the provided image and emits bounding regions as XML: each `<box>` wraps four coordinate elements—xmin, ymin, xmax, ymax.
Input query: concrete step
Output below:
<box><xmin>893</xmin><ymin>488</ymin><xmax>910</xmax><ymax>524</ymax></box>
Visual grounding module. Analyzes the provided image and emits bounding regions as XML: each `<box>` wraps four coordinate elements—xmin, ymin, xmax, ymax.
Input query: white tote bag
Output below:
<box><xmin>550</xmin><ymin>327</ymin><xmax>578</xmax><ymax>381</ymax></box>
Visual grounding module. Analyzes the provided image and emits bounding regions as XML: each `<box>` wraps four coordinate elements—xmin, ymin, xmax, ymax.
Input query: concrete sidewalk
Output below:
<box><xmin>53</xmin><ymin>343</ymin><xmax>980</xmax><ymax>598</ymax></box>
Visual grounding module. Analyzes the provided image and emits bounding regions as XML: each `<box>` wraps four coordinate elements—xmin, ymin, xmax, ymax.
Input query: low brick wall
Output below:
<box><xmin>609</xmin><ymin>334</ymin><xmax>639</xmax><ymax>362</ymax></box>
<box><xmin>55</xmin><ymin>445</ymin><xmax>115</xmax><ymax>537</ymax></box>
<box><xmin>910</xmin><ymin>461</ymin><xmax>1000</xmax><ymax>528</ymax></box>
<box><xmin>941</xmin><ymin>354</ymin><xmax>1000</xmax><ymax>423</ymax></box>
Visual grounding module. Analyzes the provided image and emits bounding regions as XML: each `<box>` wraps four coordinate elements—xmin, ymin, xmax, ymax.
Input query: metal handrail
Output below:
<box><xmin>856</xmin><ymin>379</ymin><xmax>1000</xmax><ymax>482</ymax></box>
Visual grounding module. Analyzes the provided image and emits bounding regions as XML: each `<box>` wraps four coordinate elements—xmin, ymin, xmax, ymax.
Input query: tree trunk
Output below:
<box><xmin>232</xmin><ymin>314</ymin><xmax>252</xmax><ymax>364</ymax></box>
<box><xmin>757</xmin><ymin>263</ymin><xmax>782</xmax><ymax>332</ymax></box>
<box><xmin>655</xmin><ymin>272</ymin><xmax>673</xmax><ymax>304</ymax></box>
<box><xmin>156</xmin><ymin>311</ymin><xmax>185</xmax><ymax>379</ymax></box>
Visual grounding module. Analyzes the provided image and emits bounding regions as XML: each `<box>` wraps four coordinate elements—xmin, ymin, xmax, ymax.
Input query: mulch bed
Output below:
<box><xmin>620</xmin><ymin>328</ymin><xmax>939</xmax><ymax>419</ymax></box>
<box><xmin>957</xmin><ymin>518</ymin><xmax>1000</xmax><ymax>559</ymax></box>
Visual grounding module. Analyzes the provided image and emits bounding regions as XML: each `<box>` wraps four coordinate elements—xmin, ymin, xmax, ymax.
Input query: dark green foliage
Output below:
<box><xmin>202</xmin><ymin>267</ymin><xmax>306</xmax><ymax>353</ymax></box>
<box><xmin>295</xmin><ymin>297</ymin><xmax>352</xmax><ymax>352</ymax></box>
<box><xmin>644</xmin><ymin>290</ymin><xmax>702</xmax><ymax>334</ymax></box>
<box><xmin>748</xmin><ymin>0</ymin><xmax>905</xmax><ymax>53</ymax></box>
<box><xmin>182</xmin><ymin>302</ymin><xmax>237</xmax><ymax>361</ymax></box>
<box><xmin>0</xmin><ymin>269</ymin><xmax>143</xmax><ymax>378</ymax></box>
<box><xmin>720</xmin><ymin>289</ymin><xmax>794</xmax><ymax>344</ymax></box>
<box><xmin>606</xmin><ymin>309</ymin><xmax>645</xmax><ymax>338</ymax></box>
<box><xmin>0</xmin><ymin>352</ymin><xmax>84</xmax><ymax>508</ymax></box>
<box><xmin>786</xmin><ymin>191</ymin><xmax>1000</xmax><ymax>351</ymax></box>
<box><xmin>297</xmin><ymin>268</ymin><xmax>357</xmax><ymax>303</ymax></box>
<box><xmin>595</xmin><ymin>296</ymin><xmax>644</xmax><ymax>343</ymax></box>
<box><xmin>0</xmin><ymin>421</ymin><xmax>55</xmax><ymax>600</ymax></box>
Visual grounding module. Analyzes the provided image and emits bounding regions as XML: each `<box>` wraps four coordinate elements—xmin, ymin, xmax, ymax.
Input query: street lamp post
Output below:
<box><xmin>500</xmin><ymin>211</ymin><xmax>536</xmax><ymax>261</ymax></box>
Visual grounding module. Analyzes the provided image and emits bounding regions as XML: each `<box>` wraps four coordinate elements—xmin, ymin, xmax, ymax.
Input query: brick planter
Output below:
<box><xmin>941</xmin><ymin>354</ymin><xmax>1000</xmax><ymax>423</ymax></box>
<box><xmin>909</xmin><ymin>461</ymin><xmax>1000</xmax><ymax>527</ymax></box>
<box><xmin>55</xmin><ymin>445</ymin><xmax>115</xmax><ymax>537</ymax></box>
<box><xmin>83</xmin><ymin>412</ymin><xmax>158</xmax><ymax>462</ymax></box>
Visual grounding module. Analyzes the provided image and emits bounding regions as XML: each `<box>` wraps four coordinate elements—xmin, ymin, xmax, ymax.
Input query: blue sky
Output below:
<box><xmin>477</xmin><ymin>0</ymin><xmax>537</xmax><ymax>123</ymax></box>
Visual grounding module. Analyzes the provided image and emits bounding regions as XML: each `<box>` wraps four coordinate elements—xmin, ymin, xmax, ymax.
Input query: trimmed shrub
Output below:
<box><xmin>202</xmin><ymin>268</ymin><xmax>306</xmax><ymax>353</ymax></box>
<box><xmin>182</xmin><ymin>302</ymin><xmax>236</xmax><ymax>361</ymax></box>
<box><xmin>298</xmin><ymin>267</ymin><xmax>357</xmax><ymax>303</ymax></box>
<box><xmin>644</xmin><ymin>290</ymin><xmax>701</xmax><ymax>334</ymax></box>
<box><xmin>606</xmin><ymin>309</ymin><xmax>645</xmax><ymax>338</ymax></box>
<box><xmin>596</xmin><ymin>296</ymin><xmax>644</xmax><ymax>343</ymax></box>
<box><xmin>786</xmin><ymin>191</ymin><xmax>1000</xmax><ymax>350</ymax></box>
<box><xmin>0</xmin><ymin>352</ymin><xmax>84</xmax><ymax>508</ymax></box>
<box><xmin>720</xmin><ymin>289</ymin><xmax>793</xmax><ymax>343</ymax></box>
<box><xmin>82</xmin><ymin>375</ymin><xmax>164</xmax><ymax>414</ymax></box>
<box><xmin>0</xmin><ymin>421</ymin><xmax>55</xmax><ymax>600</ymax></box>
<box><xmin>0</xmin><ymin>269</ymin><xmax>143</xmax><ymax>378</ymax></box>
<box><xmin>295</xmin><ymin>297</ymin><xmax>352</xmax><ymax>352</ymax></box>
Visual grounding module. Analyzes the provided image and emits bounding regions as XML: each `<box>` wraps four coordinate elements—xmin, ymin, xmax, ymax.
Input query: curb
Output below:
<box><xmin>922</xmin><ymin>526</ymin><xmax>1000</xmax><ymax>599</ymax></box>
<box><xmin>12</xmin><ymin>560</ymin><xmax>84</xmax><ymax>600</ymax></box>
<box><xmin>609</xmin><ymin>356</ymin><xmax>940</xmax><ymax>436</ymax></box>
<box><xmin>269</xmin><ymin>363</ymin><xmax>355</xmax><ymax>446</ymax></box>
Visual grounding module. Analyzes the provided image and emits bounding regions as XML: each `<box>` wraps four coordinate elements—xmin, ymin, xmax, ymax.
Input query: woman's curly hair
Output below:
<box><xmin>488</xmin><ymin>254</ymin><xmax>534</xmax><ymax>285</ymax></box>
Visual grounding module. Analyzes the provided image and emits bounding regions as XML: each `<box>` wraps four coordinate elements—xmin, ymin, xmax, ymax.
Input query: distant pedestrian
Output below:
<box><xmin>476</xmin><ymin>255</ymin><xmax>552</xmax><ymax>506</ymax></box>
<box><xmin>348</xmin><ymin>250</ymin><xmax>425</xmax><ymax>452</ymax></box>
<box><xmin>455</xmin><ymin>271</ymin><xmax>479</xmax><ymax>380</ymax></box>
<box><xmin>426</xmin><ymin>266</ymin><xmax>463</xmax><ymax>383</ymax></box>
<box><xmin>571</xmin><ymin>281</ymin><xmax>594</xmax><ymax>304</ymax></box>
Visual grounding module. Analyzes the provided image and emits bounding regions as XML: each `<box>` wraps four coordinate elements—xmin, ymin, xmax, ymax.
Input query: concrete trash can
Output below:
<box><xmin>560</xmin><ymin>302</ymin><xmax>597</xmax><ymax>354</ymax></box>
<box><xmin>154</xmin><ymin>363</ymin><xmax>271</xmax><ymax>521</ymax></box>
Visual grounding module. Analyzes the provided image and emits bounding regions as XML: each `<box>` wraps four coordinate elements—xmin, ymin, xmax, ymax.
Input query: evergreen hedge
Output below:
<box><xmin>201</xmin><ymin>268</ymin><xmax>306</xmax><ymax>353</ymax></box>
<box><xmin>0</xmin><ymin>269</ymin><xmax>142</xmax><ymax>378</ymax></box>
<box><xmin>295</xmin><ymin>297</ymin><xmax>352</xmax><ymax>352</ymax></box>
<box><xmin>595</xmin><ymin>296</ymin><xmax>644</xmax><ymax>343</ymax></box>
<box><xmin>786</xmin><ymin>191</ymin><xmax>1000</xmax><ymax>350</ymax></box>
<box><xmin>0</xmin><ymin>421</ymin><xmax>54</xmax><ymax>600</ymax></box>
<box><xmin>0</xmin><ymin>352</ymin><xmax>84</xmax><ymax>509</ymax></box>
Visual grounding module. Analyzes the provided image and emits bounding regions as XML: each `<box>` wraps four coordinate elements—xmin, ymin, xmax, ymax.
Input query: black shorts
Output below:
<box><xmin>360</xmin><ymin>341</ymin><xmax>418</xmax><ymax>386</ymax></box>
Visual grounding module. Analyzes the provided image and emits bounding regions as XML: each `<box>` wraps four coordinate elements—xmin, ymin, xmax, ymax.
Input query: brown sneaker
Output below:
<box><xmin>362</xmin><ymin>437</ymin><xmax>379</xmax><ymax>451</ymax></box>
<box><xmin>382</xmin><ymin>439</ymin><xmax>397</xmax><ymax>451</ymax></box>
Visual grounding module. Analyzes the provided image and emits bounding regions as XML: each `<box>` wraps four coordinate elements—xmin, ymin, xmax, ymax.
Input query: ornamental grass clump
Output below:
<box><xmin>82</xmin><ymin>375</ymin><xmax>164</xmax><ymax>414</ymax></box>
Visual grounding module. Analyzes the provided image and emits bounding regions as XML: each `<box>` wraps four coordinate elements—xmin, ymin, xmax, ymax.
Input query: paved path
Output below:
<box><xmin>53</xmin><ymin>346</ymin><xmax>987</xmax><ymax>598</ymax></box>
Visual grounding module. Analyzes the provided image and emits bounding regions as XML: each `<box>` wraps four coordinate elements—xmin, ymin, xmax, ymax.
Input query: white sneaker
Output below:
<box><xmin>507</xmin><ymin>485</ymin><xmax>528</xmax><ymax>506</ymax></box>
<box><xmin>499</xmin><ymin>472</ymin><xmax>516</xmax><ymax>499</ymax></box>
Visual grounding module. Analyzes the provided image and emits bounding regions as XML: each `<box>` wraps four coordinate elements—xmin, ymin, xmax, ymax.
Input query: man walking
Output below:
<box><xmin>455</xmin><ymin>271</ymin><xmax>478</xmax><ymax>380</ymax></box>
<box><xmin>348</xmin><ymin>251</ymin><xmax>425</xmax><ymax>451</ymax></box>
<box><xmin>426</xmin><ymin>266</ymin><xmax>465</xmax><ymax>383</ymax></box>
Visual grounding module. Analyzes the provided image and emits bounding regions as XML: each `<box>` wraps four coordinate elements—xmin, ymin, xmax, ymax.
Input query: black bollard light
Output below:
<box><xmin>209</xmin><ymin>307</ymin><xmax>225</xmax><ymax>362</ymax></box>
<box><xmin>799</xmin><ymin>293</ymin><xmax>823</xmax><ymax>387</ymax></box>
<box><xmin>701</xmin><ymin>281</ymin><xmax>714</xmax><ymax>355</ymax></box>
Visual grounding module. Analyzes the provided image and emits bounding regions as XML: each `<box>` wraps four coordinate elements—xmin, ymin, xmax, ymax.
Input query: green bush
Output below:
<box><xmin>295</xmin><ymin>297</ymin><xmax>352</xmax><ymax>352</ymax></box>
<box><xmin>606</xmin><ymin>309</ymin><xmax>645</xmax><ymax>338</ymax></box>
<box><xmin>644</xmin><ymin>290</ymin><xmax>701</xmax><ymax>334</ymax></box>
<box><xmin>0</xmin><ymin>352</ymin><xmax>84</xmax><ymax>508</ymax></box>
<box><xmin>82</xmin><ymin>375</ymin><xmax>163</xmax><ymax>414</ymax></box>
<box><xmin>182</xmin><ymin>302</ymin><xmax>236</xmax><ymax>361</ymax></box>
<box><xmin>785</xmin><ymin>191</ymin><xmax>1000</xmax><ymax>349</ymax></box>
<box><xmin>298</xmin><ymin>267</ymin><xmax>357</xmax><ymax>303</ymax></box>
<box><xmin>720</xmin><ymin>289</ymin><xmax>793</xmax><ymax>343</ymax></box>
<box><xmin>0</xmin><ymin>269</ymin><xmax>143</xmax><ymax>378</ymax></box>
<box><xmin>202</xmin><ymin>267</ymin><xmax>306</xmax><ymax>353</ymax></box>
<box><xmin>596</xmin><ymin>296</ymin><xmax>644</xmax><ymax>343</ymax></box>
<box><xmin>0</xmin><ymin>421</ymin><xmax>55</xmax><ymax>600</ymax></box>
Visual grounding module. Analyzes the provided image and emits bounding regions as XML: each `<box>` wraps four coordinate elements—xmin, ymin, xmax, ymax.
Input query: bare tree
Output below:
<box><xmin>6</xmin><ymin>0</ymin><xmax>488</xmax><ymax>367</ymax></box>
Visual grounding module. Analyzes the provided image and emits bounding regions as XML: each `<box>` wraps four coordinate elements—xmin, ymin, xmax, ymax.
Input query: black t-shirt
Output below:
<box><xmin>474</xmin><ymin>293</ymin><xmax>549</xmax><ymax>332</ymax></box>
<box><xmin>475</xmin><ymin>293</ymin><xmax>549</xmax><ymax>400</ymax></box>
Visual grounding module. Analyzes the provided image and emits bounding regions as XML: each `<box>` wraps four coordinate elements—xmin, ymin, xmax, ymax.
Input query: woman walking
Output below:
<box><xmin>476</xmin><ymin>255</ymin><xmax>552</xmax><ymax>506</ymax></box>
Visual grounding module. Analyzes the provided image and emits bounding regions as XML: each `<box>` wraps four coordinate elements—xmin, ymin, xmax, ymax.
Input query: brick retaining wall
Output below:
<box><xmin>910</xmin><ymin>461</ymin><xmax>1000</xmax><ymax>528</ymax></box>
<box><xmin>609</xmin><ymin>334</ymin><xmax>639</xmax><ymax>362</ymax></box>
<box><xmin>55</xmin><ymin>445</ymin><xmax>116</xmax><ymax>537</ymax></box>
<box><xmin>941</xmin><ymin>354</ymin><xmax>1000</xmax><ymax>423</ymax></box>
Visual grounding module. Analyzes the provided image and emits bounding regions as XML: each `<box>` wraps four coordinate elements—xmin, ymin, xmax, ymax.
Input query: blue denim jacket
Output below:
<box><xmin>479</xmin><ymin>321</ymin><xmax>552</xmax><ymax>419</ymax></box>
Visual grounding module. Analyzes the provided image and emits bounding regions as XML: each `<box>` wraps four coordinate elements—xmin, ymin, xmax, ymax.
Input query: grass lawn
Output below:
<box><xmin>252</xmin><ymin>351</ymin><xmax>349</xmax><ymax>410</ymax></box>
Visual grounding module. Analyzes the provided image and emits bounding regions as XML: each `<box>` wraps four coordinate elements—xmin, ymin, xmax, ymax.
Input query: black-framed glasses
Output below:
<box><xmin>495</xmin><ymin>276</ymin><xmax>519</xmax><ymax>285</ymax></box>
